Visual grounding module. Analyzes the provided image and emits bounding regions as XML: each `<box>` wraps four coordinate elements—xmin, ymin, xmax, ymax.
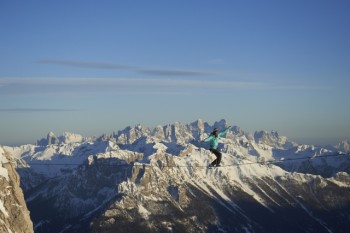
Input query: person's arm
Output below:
<box><xmin>218</xmin><ymin>126</ymin><xmax>231</xmax><ymax>137</ymax></box>
<box><xmin>203</xmin><ymin>134</ymin><xmax>214</xmax><ymax>142</ymax></box>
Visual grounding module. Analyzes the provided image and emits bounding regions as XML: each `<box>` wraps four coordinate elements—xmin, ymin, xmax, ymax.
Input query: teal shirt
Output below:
<box><xmin>204</xmin><ymin>128</ymin><xmax>229</xmax><ymax>149</ymax></box>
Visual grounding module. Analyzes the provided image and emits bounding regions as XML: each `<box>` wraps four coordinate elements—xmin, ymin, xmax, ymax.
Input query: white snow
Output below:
<box><xmin>0</xmin><ymin>200</ymin><xmax>9</xmax><ymax>218</ymax></box>
<box><xmin>328</xmin><ymin>173</ymin><xmax>350</xmax><ymax>187</ymax></box>
<box><xmin>138</xmin><ymin>204</ymin><xmax>150</xmax><ymax>220</ymax></box>
<box><xmin>60</xmin><ymin>132</ymin><xmax>84</xmax><ymax>144</ymax></box>
<box><xmin>0</xmin><ymin>219</ymin><xmax>13</xmax><ymax>233</ymax></box>
<box><xmin>0</xmin><ymin>147</ymin><xmax>9</xmax><ymax>181</ymax></box>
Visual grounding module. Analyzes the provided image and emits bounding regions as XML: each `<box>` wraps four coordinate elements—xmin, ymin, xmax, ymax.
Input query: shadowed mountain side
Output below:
<box><xmin>89</xmin><ymin>181</ymin><xmax>350</xmax><ymax>233</ymax></box>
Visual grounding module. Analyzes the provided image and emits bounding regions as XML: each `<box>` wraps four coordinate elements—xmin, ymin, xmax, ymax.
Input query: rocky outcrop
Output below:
<box><xmin>0</xmin><ymin>147</ymin><xmax>33</xmax><ymax>233</ymax></box>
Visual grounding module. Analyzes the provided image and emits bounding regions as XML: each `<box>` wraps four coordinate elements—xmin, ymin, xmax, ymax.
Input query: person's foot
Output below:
<box><xmin>208</xmin><ymin>164</ymin><xmax>214</xmax><ymax>169</ymax></box>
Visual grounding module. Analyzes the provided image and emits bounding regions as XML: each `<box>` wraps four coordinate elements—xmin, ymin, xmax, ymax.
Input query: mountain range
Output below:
<box><xmin>1</xmin><ymin>119</ymin><xmax>350</xmax><ymax>233</ymax></box>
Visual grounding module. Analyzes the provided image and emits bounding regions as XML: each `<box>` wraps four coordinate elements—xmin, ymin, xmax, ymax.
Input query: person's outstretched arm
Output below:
<box><xmin>203</xmin><ymin>134</ymin><xmax>214</xmax><ymax>142</ymax></box>
<box><xmin>218</xmin><ymin>126</ymin><xmax>231</xmax><ymax>137</ymax></box>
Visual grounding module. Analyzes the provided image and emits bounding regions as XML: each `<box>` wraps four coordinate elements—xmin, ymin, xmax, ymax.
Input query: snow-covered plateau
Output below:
<box><xmin>1</xmin><ymin>119</ymin><xmax>350</xmax><ymax>233</ymax></box>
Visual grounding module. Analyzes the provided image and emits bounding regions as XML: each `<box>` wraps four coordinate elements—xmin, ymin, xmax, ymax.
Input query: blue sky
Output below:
<box><xmin>0</xmin><ymin>0</ymin><xmax>349</xmax><ymax>146</ymax></box>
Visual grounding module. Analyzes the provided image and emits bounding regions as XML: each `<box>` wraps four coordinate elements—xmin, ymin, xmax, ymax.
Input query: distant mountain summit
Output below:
<box><xmin>336</xmin><ymin>139</ymin><xmax>350</xmax><ymax>153</ymax></box>
<box><xmin>37</xmin><ymin>131</ymin><xmax>86</xmax><ymax>146</ymax></box>
<box><xmin>2</xmin><ymin>119</ymin><xmax>350</xmax><ymax>233</ymax></box>
<box><xmin>254</xmin><ymin>130</ymin><xmax>297</xmax><ymax>149</ymax></box>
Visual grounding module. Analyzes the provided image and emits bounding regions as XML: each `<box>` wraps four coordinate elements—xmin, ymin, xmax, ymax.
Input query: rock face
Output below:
<box><xmin>0</xmin><ymin>147</ymin><xmax>33</xmax><ymax>233</ymax></box>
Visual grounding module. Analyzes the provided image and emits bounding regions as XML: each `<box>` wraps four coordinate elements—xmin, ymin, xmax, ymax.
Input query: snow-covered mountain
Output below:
<box><xmin>2</xmin><ymin>119</ymin><xmax>350</xmax><ymax>233</ymax></box>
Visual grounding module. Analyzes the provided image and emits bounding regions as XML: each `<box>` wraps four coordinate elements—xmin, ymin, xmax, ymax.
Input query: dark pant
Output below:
<box><xmin>209</xmin><ymin>148</ymin><xmax>222</xmax><ymax>166</ymax></box>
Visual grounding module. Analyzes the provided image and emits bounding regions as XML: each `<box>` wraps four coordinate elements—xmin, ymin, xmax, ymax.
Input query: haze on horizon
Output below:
<box><xmin>0</xmin><ymin>1</ymin><xmax>349</xmax><ymax>146</ymax></box>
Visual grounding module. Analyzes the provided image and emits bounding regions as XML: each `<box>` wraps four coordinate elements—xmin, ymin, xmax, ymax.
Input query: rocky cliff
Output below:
<box><xmin>0</xmin><ymin>146</ymin><xmax>33</xmax><ymax>233</ymax></box>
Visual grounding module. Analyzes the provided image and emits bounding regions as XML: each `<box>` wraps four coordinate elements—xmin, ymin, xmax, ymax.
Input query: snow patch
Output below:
<box><xmin>138</xmin><ymin>204</ymin><xmax>150</xmax><ymax>220</ymax></box>
<box><xmin>0</xmin><ymin>199</ymin><xmax>9</xmax><ymax>218</ymax></box>
<box><xmin>0</xmin><ymin>148</ymin><xmax>9</xmax><ymax>181</ymax></box>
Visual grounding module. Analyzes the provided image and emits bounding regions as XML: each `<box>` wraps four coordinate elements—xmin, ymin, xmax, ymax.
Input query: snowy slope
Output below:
<box><xmin>95</xmin><ymin>141</ymin><xmax>350</xmax><ymax>233</ymax></box>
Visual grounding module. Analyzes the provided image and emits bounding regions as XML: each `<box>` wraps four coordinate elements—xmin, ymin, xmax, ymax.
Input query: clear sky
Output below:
<box><xmin>0</xmin><ymin>0</ymin><xmax>349</xmax><ymax>146</ymax></box>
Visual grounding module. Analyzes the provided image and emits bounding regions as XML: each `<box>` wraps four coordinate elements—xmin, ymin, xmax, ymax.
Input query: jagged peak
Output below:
<box><xmin>213</xmin><ymin>119</ymin><xmax>227</xmax><ymax>129</ymax></box>
<box><xmin>35</xmin><ymin>119</ymin><xmax>301</xmax><ymax>149</ymax></box>
<box><xmin>118</xmin><ymin>124</ymin><xmax>149</xmax><ymax>132</ymax></box>
<box><xmin>254</xmin><ymin>130</ymin><xmax>281</xmax><ymax>139</ymax></box>
<box><xmin>59</xmin><ymin>132</ymin><xmax>84</xmax><ymax>144</ymax></box>
<box><xmin>189</xmin><ymin>118</ymin><xmax>205</xmax><ymax>128</ymax></box>
<box><xmin>37</xmin><ymin>131</ymin><xmax>84</xmax><ymax>146</ymax></box>
<box><xmin>336</xmin><ymin>139</ymin><xmax>350</xmax><ymax>153</ymax></box>
<box><xmin>115</xmin><ymin>124</ymin><xmax>151</xmax><ymax>144</ymax></box>
<box><xmin>47</xmin><ymin>131</ymin><xmax>56</xmax><ymax>137</ymax></box>
<box><xmin>254</xmin><ymin>130</ymin><xmax>296</xmax><ymax>149</ymax></box>
<box><xmin>192</xmin><ymin>118</ymin><xmax>204</xmax><ymax>124</ymax></box>
<box><xmin>231</xmin><ymin>125</ymin><xmax>244</xmax><ymax>135</ymax></box>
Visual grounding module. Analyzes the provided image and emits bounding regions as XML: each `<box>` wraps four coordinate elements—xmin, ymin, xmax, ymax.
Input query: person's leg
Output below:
<box><xmin>210</xmin><ymin>148</ymin><xmax>221</xmax><ymax>166</ymax></box>
<box><xmin>209</xmin><ymin>148</ymin><xmax>217</xmax><ymax>166</ymax></box>
<box><xmin>216</xmin><ymin>151</ymin><xmax>222</xmax><ymax>165</ymax></box>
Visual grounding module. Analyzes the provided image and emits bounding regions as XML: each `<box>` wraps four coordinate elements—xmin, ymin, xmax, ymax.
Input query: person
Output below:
<box><xmin>202</xmin><ymin>126</ymin><xmax>231</xmax><ymax>168</ymax></box>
